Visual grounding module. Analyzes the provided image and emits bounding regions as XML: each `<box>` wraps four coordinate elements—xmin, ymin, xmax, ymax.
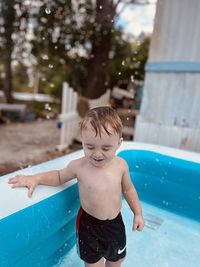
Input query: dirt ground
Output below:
<box><xmin>0</xmin><ymin>119</ymin><xmax>79</xmax><ymax>176</ymax></box>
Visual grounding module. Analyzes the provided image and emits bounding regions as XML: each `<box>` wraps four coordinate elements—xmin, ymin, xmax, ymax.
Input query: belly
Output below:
<box><xmin>80</xmin><ymin>191</ymin><xmax>122</xmax><ymax>220</ymax></box>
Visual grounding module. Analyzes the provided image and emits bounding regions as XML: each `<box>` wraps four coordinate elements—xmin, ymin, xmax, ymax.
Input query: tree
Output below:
<box><xmin>83</xmin><ymin>0</ymin><xmax>116</xmax><ymax>98</ymax></box>
<box><xmin>0</xmin><ymin>0</ymin><xmax>150</xmax><ymax>102</ymax></box>
<box><xmin>83</xmin><ymin>0</ymin><xmax>150</xmax><ymax>99</ymax></box>
<box><xmin>0</xmin><ymin>0</ymin><xmax>28</xmax><ymax>103</ymax></box>
<box><xmin>29</xmin><ymin>0</ymin><xmax>151</xmax><ymax>99</ymax></box>
<box><xmin>29</xmin><ymin>0</ymin><xmax>90</xmax><ymax>96</ymax></box>
<box><xmin>12</xmin><ymin>62</ymin><xmax>29</xmax><ymax>92</ymax></box>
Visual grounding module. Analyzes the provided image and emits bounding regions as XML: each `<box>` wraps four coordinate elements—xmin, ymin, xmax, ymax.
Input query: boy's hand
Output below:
<box><xmin>133</xmin><ymin>214</ymin><xmax>145</xmax><ymax>231</ymax></box>
<box><xmin>8</xmin><ymin>175</ymin><xmax>38</xmax><ymax>198</ymax></box>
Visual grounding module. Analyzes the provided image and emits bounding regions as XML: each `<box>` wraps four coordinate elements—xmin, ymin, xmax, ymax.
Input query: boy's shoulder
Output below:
<box><xmin>68</xmin><ymin>156</ymin><xmax>86</xmax><ymax>168</ymax></box>
<box><xmin>115</xmin><ymin>156</ymin><xmax>128</xmax><ymax>169</ymax></box>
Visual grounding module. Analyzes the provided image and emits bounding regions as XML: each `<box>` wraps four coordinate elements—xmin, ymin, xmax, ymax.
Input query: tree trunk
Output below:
<box><xmin>3</xmin><ymin>56</ymin><xmax>13</xmax><ymax>103</ymax></box>
<box><xmin>2</xmin><ymin>0</ymin><xmax>15</xmax><ymax>103</ymax></box>
<box><xmin>84</xmin><ymin>0</ymin><xmax>116</xmax><ymax>99</ymax></box>
<box><xmin>33</xmin><ymin>64</ymin><xmax>40</xmax><ymax>94</ymax></box>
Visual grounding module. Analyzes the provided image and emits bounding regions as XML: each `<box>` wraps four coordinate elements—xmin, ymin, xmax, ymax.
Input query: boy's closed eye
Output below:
<box><xmin>102</xmin><ymin>147</ymin><xmax>110</xmax><ymax>151</ymax></box>
<box><xmin>87</xmin><ymin>146</ymin><xmax>94</xmax><ymax>150</ymax></box>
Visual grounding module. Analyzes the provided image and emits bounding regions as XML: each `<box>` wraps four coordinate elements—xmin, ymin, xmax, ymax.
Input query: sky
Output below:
<box><xmin>117</xmin><ymin>0</ymin><xmax>157</xmax><ymax>39</ymax></box>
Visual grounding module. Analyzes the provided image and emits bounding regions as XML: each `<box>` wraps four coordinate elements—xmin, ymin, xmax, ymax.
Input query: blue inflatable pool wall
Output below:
<box><xmin>0</xmin><ymin>183</ymin><xmax>80</xmax><ymax>267</ymax></box>
<box><xmin>118</xmin><ymin>149</ymin><xmax>200</xmax><ymax>221</ymax></box>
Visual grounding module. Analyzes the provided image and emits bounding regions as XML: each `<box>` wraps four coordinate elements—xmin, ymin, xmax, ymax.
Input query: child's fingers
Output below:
<box><xmin>133</xmin><ymin>223</ymin><xmax>144</xmax><ymax>231</ymax></box>
<box><xmin>11</xmin><ymin>182</ymin><xmax>22</xmax><ymax>188</ymax></box>
<box><xmin>137</xmin><ymin>224</ymin><xmax>144</xmax><ymax>231</ymax></box>
<box><xmin>11</xmin><ymin>179</ymin><xmax>29</xmax><ymax>187</ymax></box>
<box><xmin>133</xmin><ymin>223</ymin><xmax>138</xmax><ymax>231</ymax></box>
<box><xmin>28</xmin><ymin>186</ymin><xmax>35</xmax><ymax>198</ymax></box>
<box><xmin>8</xmin><ymin>175</ymin><xmax>24</xmax><ymax>183</ymax></box>
<box><xmin>8</xmin><ymin>178</ymin><xmax>17</xmax><ymax>184</ymax></box>
<box><xmin>10</xmin><ymin>181</ymin><xmax>35</xmax><ymax>198</ymax></box>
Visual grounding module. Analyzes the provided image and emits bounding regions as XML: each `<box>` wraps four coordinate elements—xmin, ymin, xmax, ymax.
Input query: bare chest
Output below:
<box><xmin>77</xmin><ymin>166</ymin><xmax>122</xmax><ymax>193</ymax></box>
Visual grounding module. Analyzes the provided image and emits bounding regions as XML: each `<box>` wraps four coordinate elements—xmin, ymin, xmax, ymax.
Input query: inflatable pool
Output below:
<box><xmin>1</xmin><ymin>142</ymin><xmax>200</xmax><ymax>267</ymax></box>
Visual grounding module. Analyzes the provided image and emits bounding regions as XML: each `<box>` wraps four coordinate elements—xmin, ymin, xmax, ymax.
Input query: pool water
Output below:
<box><xmin>59</xmin><ymin>200</ymin><xmax>200</xmax><ymax>267</ymax></box>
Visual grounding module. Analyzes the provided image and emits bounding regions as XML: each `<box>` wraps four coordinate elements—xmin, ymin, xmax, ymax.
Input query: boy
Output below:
<box><xmin>8</xmin><ymin>106</ymin><xmax>144</xmax><ymax>267</ymax></box>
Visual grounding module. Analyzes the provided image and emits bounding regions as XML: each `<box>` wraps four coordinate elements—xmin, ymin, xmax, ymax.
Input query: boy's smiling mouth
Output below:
<box><xmin>91</xmin><ymin>157</ymin><xmax>105</xmax><ymax>165</ymax></box>
<box><xmin>93</xmin><ymin>158</ymin><xmax>104</xmax><ymax>162</ymax></box>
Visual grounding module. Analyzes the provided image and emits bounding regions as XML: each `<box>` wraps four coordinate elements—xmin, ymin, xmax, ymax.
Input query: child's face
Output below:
<box><xmin>81</xmin><ymin>123</ymin><xmax>122</xmax><ymax>167</ymax></box>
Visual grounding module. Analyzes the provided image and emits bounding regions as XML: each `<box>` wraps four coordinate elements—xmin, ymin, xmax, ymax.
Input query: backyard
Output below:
<box><xmin>0</xmin><ymin>119</ymin><xmax>77</xmax><ymax>176</ymax></box>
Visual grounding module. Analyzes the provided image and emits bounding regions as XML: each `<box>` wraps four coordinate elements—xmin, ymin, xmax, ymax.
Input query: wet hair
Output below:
<box><xmin>79</xmin><ymin>106</ymin><xmax>123</xmax><ymax>137</ymax></box>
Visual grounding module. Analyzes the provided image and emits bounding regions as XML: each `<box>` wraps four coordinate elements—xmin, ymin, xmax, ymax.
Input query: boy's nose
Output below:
<box><xmin>93</xmin><ymin>150</ymin><xmax>103</xmax><ymax>158</ymax></box>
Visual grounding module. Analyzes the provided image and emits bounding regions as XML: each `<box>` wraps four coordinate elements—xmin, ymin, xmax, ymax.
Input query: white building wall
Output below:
<box><xmin>134</xmin><ymin>0</ymin><xmax>200</xmax><ymax>152</ymax></box>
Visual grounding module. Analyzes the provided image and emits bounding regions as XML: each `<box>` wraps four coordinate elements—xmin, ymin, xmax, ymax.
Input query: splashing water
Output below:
<box><xmin>45</xmin><ymin>7</ymin><xmax>51</xmax><ymax>14</ymax></box>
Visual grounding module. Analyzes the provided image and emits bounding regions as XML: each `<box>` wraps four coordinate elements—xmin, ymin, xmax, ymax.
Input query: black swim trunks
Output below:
<box><xmin>76</xmin><ymin>207</ymin><xmax>126</xmax><ymax>264</ymax></box>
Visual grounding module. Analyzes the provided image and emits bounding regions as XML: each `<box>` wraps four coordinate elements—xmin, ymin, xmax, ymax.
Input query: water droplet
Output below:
<box><xmin>45</xmin><ymin>7</ymin><xmax>51</xmax><ymax>14</ymax></box>
<box><xmin>48</xmin><ymin>64</ymin><xmax>53</xmax><ymax>69</ymax></box>
<box><xmin>118</xmin><ymin>72</ymin><xmax>121</xmax><ymax>75</ymax></box>
<box><xmin>41</xmin><ymin>54</ymin><xmax>48</xmax><ymax>60</ymax></box>
<box><xmin>99</xmin><ymin>5</ymin><xmax>103</xmax><ymax>9</ymax></box>
<box><xmin>122</xmin><ymin>60</ymin><xmax>125</xmax><ymax>66</ymax></box>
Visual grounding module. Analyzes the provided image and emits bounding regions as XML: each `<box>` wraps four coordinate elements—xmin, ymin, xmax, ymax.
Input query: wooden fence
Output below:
<box><xmin>58</xmin><ymin>82</ymin><xmax>111</xmax><ymax>149</ymax></box>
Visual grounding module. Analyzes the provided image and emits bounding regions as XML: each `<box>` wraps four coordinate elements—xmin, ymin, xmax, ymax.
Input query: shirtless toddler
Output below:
<box><xmin>8</xmin><ymin>106</ymin><xmax>144</xmax><ymax>267</ymax></box>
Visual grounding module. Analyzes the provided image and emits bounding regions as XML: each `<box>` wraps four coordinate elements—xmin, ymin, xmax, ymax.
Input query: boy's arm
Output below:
<box><xmin>121</xmin><ymin>160</ymin><xmax>144</xmax><ymax>231</ymax></box>
<box><xmin>37</xmin><ymin>160</ymin><xmax>77</xmax><ymax>185</ymax></box>
<box><xmin>8</xmin><ymin>160</ymin><xmax>77</xmax><ymax>198</ymax></box>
